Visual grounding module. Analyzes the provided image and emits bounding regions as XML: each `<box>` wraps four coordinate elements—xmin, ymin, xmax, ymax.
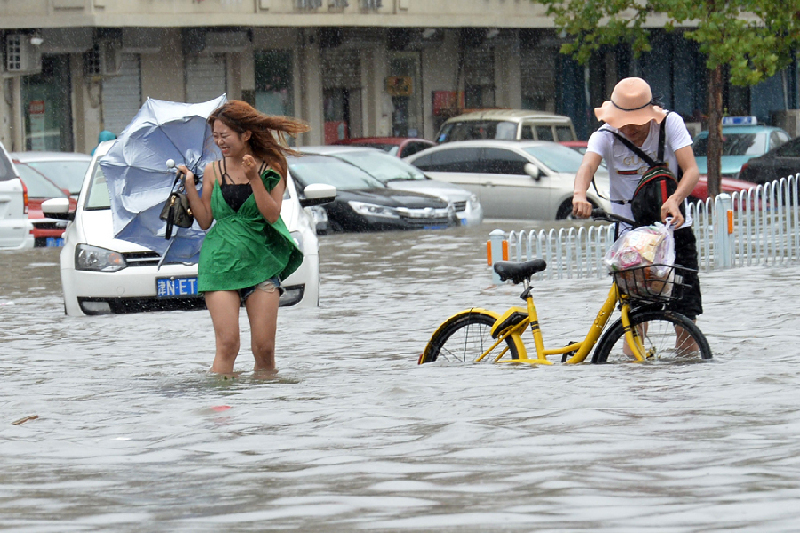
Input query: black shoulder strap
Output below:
<box><xmin>218</xmin><ymin>158</ymin><xmax>232</xmax><ymax>184</ymax></box>
<box><xmin>602</xmin><ymin>111</ymin><xmax>670</xmax><ymax>166</ymax></box>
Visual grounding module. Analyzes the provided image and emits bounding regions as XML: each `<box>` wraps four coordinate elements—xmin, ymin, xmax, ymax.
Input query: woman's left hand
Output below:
<box><xmin>242</xmin><ymin>155</ymin><xmax>259</xmax><ymax>182</ymax></box>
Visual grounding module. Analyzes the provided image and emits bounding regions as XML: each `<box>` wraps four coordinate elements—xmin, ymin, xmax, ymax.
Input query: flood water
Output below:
<box><xmin>2</xmin><ymin>222</ymin><xmax>800</xmax><ymax>531</ymax></box>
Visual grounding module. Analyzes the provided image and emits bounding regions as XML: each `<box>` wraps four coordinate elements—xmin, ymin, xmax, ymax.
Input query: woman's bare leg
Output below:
<box><xmin>244</xmin><ymin>284</ymin><xmax>280</xmax><ymax>373</ymax></box>
<box><xmin>204</xmin><ymin>290</ymin><xmax>242</xmax><ymax>374</ymax></box>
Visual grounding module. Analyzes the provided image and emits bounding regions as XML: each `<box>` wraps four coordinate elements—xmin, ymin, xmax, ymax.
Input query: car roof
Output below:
<box><xmin>301</xmin><ymin>146</ymin><xmax>384</xmax><ymax>156</ymax></box>
<box><xmin>331</xmin><ymin>137</ymin><xmax>429</xmax><ymax>145</ymax></box>
<box><xmin>445</xmin><ymin>109</ymin><xmax>572</xmax><ymax>122</ymax></box>
<box><xmin>11</xmin><ymin>151</ymin><xmax>92</xmax><ymax>162</ymax></box>
<box><xmin>409</xmin><ymin>139</ymin><xmax>563</xmax><ymax>151</ymax></box>
<box><xmin>695</xmin><ymin>125</ymin><xmax>788</xmax><ymax>137</ymax></box>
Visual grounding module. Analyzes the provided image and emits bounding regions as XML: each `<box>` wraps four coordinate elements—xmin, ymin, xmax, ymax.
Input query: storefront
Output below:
<box><xmin>21</xmin><ymin>54</ymin><xmax>72</xmax><ymax>152</ymax></box>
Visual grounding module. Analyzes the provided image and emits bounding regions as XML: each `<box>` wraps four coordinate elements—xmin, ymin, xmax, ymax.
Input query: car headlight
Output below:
<box><xmin>75</xmin><ymin>244</ymin><xmax>127</xmax><ymax>272</ymax></box>
<box><xmin>348</xmin><ymin>201</ymin><xmax>400</xmax><ymax>219</ymax></box>
<box><xmin>468</xmin><ymin>194</ymin><xmax>480</xmax><ymax>209</ymax></box>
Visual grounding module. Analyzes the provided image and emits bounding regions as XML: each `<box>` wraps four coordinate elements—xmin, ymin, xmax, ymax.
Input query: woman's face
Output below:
<box><xmin>212</xmin><ymin>120</ymin><xmax>251</xmax><ymax>158</ymax></box>
<box><xmin>618</xmin><ymin>121</ymin><xmax>651</xmax><ymax>145</ymax></box>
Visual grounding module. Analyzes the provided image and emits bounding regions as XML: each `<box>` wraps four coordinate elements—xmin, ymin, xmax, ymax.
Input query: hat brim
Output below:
<box><xmin>594</xmin><ymin>101</ymin><xmax>667</xmax><ymax>128</ymax></box>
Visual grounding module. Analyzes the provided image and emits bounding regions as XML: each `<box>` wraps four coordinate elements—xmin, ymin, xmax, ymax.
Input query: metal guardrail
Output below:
<box><xmin>488</xmin><ymin>174</ymin><xmax>800</xmax><ymax>283</ymax></box>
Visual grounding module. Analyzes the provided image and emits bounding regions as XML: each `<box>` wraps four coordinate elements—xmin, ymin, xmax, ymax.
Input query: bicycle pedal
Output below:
<box><xmin>561</xmin><ymin>341</ymin><xmax>578</xmax><ymax>363</ymax></box>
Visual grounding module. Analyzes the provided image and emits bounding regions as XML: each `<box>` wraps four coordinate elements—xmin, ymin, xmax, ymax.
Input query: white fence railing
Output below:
<box><xmin>488</xmin><ymin>174</ymin><xmax>800</xmax><ymax>283</ymax></box>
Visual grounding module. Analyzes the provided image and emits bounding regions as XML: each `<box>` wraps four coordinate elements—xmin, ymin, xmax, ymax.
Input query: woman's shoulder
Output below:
<box><xmin>203</xmin><ymin>160</ymin><xmax>222</xmax><ymax>184</ymax></box>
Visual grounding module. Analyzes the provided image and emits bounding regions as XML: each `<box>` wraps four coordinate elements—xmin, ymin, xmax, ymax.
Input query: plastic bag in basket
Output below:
<box><xmin>603</xmin><ymin>222</ymin><xmax>676</xmax><ymax>299</ymax></box>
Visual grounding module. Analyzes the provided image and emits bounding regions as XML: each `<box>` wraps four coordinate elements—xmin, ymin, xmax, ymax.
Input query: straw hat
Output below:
<box><xmin>594</xmin><ymin>77</ymin><xmax>667</xmax><ymax>128</ymax></box>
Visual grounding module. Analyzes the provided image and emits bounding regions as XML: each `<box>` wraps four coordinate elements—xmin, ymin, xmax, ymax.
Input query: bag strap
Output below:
<box><xmin>602</xmin><ymin>111</ymin><xmax>670</xmax><ymax>167</ymax></box>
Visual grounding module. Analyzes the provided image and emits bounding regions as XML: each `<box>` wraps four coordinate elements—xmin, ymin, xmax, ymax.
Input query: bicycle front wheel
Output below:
<box><xmin>421</xmin><ymin>310</ymin><xmax>523</xmax><ymax>364</ymax></box>
<box><xmin>592</xmin><ymin>310</ymin><xmax>712</xmax><ymax>363</ymax></box>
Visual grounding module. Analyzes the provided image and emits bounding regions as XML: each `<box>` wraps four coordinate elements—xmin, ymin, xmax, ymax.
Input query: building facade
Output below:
<box><xmin>1</xmin><ymin>0</ymin><xmax>798</xmax><ymax>154</ymax></box>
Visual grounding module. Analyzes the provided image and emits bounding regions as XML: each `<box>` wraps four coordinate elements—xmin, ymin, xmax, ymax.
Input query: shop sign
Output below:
<box><xmin>385</xmin><ymin>76</ymin><xmax>413</xmax><ymax>97</ymax></box>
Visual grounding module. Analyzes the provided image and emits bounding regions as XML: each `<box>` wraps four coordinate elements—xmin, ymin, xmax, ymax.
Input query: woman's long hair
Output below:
<box><xmin>208</xmin><ymin>100</ymin><xmax>310</xmax><ymax>179</ymax></box>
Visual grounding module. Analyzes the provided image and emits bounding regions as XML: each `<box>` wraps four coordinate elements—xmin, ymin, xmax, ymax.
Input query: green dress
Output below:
<box><xmin>198</xmin><ymin>168</ymin><xmax>303</xmax><ymax>292</ymax></box>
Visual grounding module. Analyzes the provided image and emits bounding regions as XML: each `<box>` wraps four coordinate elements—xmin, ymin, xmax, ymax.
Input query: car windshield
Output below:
<box><xmin>22</xmin><ymin>160</ymin><xmax>90</xmax><ymax>195</ymax></box>
<box><xmin>521</xmin><ymin>144</ymin><xmax>587</xmax><ymax>173</ymax></box>
<box><xmin>289</xmin><ymin>155</ymin><xmax>384</xmax><ymax>190</ymax></box>
<box><xmin>14</xmin><ymin>163</ymin><xmax>67</xmax><ymax>198</ymax></box>
<box><xmin>334</xmin><ymin>151</ymin><xmax>427</xmax><ymax>182</ymax></box>
<box><xmin>693</xmin><ymin>132</ymin><xmax>767</xmax><ymax>157</ymax></box>
<box><xmin>84</xmin><ymin>162</ymin><xmax>111</xmax><ymax>210</ymax></box>
<box><xmin>439</xmin><ymin>120</ymin><xmax>517</xmax><ymax>142</ymax></box>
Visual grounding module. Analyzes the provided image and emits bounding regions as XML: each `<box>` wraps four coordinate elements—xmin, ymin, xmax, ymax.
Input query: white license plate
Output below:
<box><xmin>156</xmin><ymin>276</ymin><xmax>199</xmax><ymax>298</ymax></box>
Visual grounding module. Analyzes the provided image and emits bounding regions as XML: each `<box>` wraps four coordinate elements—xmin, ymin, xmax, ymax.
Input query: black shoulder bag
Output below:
<box><xmin>605</xmin><ymin>113</ymin><xmax>684</xmax><ymax>227</ymax></box>
<box><xmin>159</xmin><ymin>173</ymin><xmax>195</xmax><ymax>239</ymax></box>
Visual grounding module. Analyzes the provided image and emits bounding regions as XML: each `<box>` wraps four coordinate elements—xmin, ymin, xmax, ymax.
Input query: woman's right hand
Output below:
<box><xmin>177</xmin><ymin>165</ymin><xmax>196</xmax><ymax>187</ymax></box>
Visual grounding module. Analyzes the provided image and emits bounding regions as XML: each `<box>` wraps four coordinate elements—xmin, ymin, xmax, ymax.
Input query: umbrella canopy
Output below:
<box><xmin>100</xmin><ymin>94</ymin><xmax>226</xmax><ymax>264</ymax></box>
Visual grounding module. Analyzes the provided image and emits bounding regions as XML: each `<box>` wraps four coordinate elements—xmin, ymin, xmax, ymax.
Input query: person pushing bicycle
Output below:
<box><xmin>572</xmin><ymin>77</ymin><xmax>703</xmax><ymax>324</ymax></box>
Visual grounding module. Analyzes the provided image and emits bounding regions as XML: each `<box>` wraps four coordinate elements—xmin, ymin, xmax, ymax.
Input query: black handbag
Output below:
<box><xmin>159</xmin><ymin>174</ymin><xmax>194</xmax><ymax>239</ymax></box>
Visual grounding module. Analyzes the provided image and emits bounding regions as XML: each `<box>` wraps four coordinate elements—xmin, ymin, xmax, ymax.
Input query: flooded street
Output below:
<box><xmin>3</xmin><ymin>222</ymin><xmax>800</xmax><ymax>531</ymax></box>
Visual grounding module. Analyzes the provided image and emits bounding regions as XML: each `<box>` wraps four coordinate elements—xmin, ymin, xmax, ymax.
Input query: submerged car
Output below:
<box><xmin>43</xmin><ymin>141</ymin><xmax>336</xmax><ymax>316</ymax></box>
<box><xmin>288</xmin><ymin>153</ymin><xmax>456</xmax><ymax>233</ymax></box>
<box><xmin>11</xmin><ymin>151</ymin><xmax>91</xmax><ymax>197</ymax></box>
<box><xmin>405</xmin><ymin>140</ymin><xmax>611</xmax><ymax>220</ymax></box>
<box><xmin>14</xmin><ymin>162</ymin><xmax>76</xmax><ymax>246</ymax></box>
<box><xmin>300</xmin><ymin>146</ymin><xmax>482</xmax><ymax>226</ymax></box>
<box><xmin>0</xmin><ymin>141</ymin><xmax>33</xmax><ymax>250</ymax></box>
<box><xmin>692</xmin><ymin>118</ymin><xmax>790</xmax><ymax>180</ymax></box>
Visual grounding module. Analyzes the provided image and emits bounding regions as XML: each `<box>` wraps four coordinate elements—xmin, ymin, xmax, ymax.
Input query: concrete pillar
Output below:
<box><xmin>0</xmin><ymin>79</ymin><xmax>7</xmax><ymax>147</ymax></box>
<box><xmin>361</xmin><ymin>46</ymin><xmax>389</xmax><ymax>138</ymax></box>
<box><xmin>494</xmin><ymin>36</ymin><xmax>521</xmax><ymax>109</ymax></box>
<box><xmin>296</xmin><ymin>31</ymin><xmax>323</xmax><ymax>146</ymax></box>
<box><xmin>10</xmin><ymin>76</ymin><xmax>23</xmax><ymax>151</ymax></box>
<box><xmin>140</xmin><ymin>30</ymin><xmax>184</xmax><ymax>103</ymax></box>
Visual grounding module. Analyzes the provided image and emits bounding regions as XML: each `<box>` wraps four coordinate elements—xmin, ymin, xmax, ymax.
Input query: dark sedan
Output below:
<box><xmin>288</xmin><ymin>154</ymin><xmax>455</xmax><ymax>233</ymax></box>
<box><xmin>739</xmin><ymin>135</ymin><xmax>800</xmax><ymax>185</ymax></box>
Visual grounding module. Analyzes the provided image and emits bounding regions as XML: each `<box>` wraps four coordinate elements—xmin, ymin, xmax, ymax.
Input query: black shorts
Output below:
<box><xmin>667</xmin><ymin>227</ymin><xmax>703</xmax><ymax>320</ymax></box>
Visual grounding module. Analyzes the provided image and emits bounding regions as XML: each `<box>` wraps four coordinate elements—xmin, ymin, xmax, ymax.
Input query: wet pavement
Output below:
<box><xmin>2</xmin><ymin>222</ymin><xmax>800</xmax><ymax>531</ymax></box>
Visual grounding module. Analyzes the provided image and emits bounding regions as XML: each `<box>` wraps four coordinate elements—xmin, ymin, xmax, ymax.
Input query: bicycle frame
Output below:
<box><xmin>489</xmin><ymin>280</ymin><xmax>647</xmax><ymax>365</ymax></box>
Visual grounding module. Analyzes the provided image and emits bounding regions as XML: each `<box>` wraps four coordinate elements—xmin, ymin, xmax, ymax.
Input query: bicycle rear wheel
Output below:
<box><xmin>420</xmin><ymin>310</ymin><xmax>523</xmax><ymax>364</ymax></box>
<box><xmin>592</xmin><ymin>310</ymin><xmax>712</xmax><ymax>363</ymax></box>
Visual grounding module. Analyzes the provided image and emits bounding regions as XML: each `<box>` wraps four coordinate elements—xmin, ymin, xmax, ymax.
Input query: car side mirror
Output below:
<box><xmin>524</xmin><ymin>163</ymin><xmax>541</xmax><ymax>180</ymax></box>
<box><xmin>42</xmin><ymin>197</ymin><xmax>75</xmax><ymax>221</ymax></box>
<box><xmin>300</xmin><ymin>183</ymin><xmax>337</xmax><ymax>207</ymax></box>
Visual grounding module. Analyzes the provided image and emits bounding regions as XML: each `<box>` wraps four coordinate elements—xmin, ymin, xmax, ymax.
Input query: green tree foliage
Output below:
<box><xmin>539</xmin><ymin>0</ymin><xmax>800</xmax><ymax>196</ymax></box>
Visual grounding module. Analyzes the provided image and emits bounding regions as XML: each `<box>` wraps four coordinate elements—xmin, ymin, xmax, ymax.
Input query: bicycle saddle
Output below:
<box><xmin>494</xmin><ymin>259</ymin><xmax>547</xmax><ymax>284</ymax></box>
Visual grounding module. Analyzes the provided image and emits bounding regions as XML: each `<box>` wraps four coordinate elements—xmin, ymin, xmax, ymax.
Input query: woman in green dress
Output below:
<box><xmin>180</xmin><ymin>101</ymin><xmax>309</xmax><ymax>375</ymax></box>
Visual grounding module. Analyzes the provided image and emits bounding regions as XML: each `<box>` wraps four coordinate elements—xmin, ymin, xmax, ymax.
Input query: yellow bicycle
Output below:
<box><xmin>419</xmin><ymin>213</ymin><xmax>712</xmax><ymax>365</ymax></box>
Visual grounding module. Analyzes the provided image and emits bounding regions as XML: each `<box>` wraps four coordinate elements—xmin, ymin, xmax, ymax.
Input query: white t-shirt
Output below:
<box><xmin>586</xmin><ymin>112</ymin><xmax>693</xmax><ymax>228</ymax></box>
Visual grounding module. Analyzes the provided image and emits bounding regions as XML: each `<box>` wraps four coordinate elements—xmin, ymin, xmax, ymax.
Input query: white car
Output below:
<box><xmin>0</xmin><ymin>140</ymin><xmax>34</xmax><ymax>250</ymax></box>
<box><xmin>405</xmin><ymin>140</ymin><xmax>612</xmax><ymax>220</ymax></box>
<box><xmin>43</xmin><ymin>141</ymin><xmax>335</xmax><ymax>316</ymax></box>
<box><xmin>300</xmin><ymin>145</ymin><xmax>483</xmax><ymax>227</ymax></box>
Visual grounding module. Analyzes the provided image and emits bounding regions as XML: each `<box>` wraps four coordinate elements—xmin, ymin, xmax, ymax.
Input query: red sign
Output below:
<box><xmin>28</xmin><ymin>100</ymin><xmax>45</xmax><ymax>115</ymax></box>
<box><xmin>432</xmin><ymin>91</ymin><xmax>464</xmax><ymax>116</ymax></box>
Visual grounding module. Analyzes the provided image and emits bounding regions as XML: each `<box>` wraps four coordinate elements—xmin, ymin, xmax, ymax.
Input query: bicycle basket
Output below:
<box><xmin>612</xmin><ymin>264</ymin><xmax>689</xmax><ymax>304</ymax></box>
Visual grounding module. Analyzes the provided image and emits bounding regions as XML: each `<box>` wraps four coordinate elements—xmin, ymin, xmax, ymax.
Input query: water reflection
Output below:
<box><xmin>2</xmin><ymin>225</ymin><xmax>800</xmax><ymax>530</ymax></box>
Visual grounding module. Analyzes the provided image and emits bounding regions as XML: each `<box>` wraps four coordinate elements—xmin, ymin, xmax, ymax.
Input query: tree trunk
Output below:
<box><xmin>706</xmin><ymin>65</ymin><xmax>724</xmax><ymax>198</ymax></box>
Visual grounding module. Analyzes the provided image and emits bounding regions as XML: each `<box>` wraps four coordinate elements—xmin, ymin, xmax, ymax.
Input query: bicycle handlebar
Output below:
<box><xmin>591</xmin><ymin>208</ymin><xmax>635</xmax><ymax>226</ymax></box>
